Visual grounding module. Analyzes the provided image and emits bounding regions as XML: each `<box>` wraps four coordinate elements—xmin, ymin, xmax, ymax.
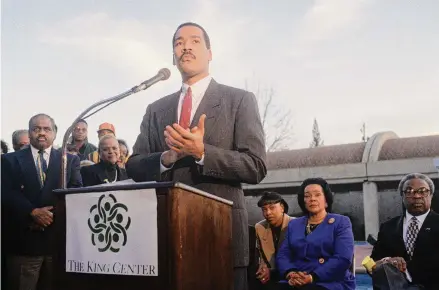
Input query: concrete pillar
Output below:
<box><xmin>362</xmin><ymin>131</ymin><xmax>398</xmax><ymax>239</ymax></box>
<box><xmin>363</xmin><ymin>181</ymin><xmax>380</xmax><ymax>238</ymax></box>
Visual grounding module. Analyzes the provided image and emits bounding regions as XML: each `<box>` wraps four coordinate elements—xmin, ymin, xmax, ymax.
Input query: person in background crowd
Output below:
<box><xmin>70</xmin><ymin>119</ymin><xmax>97</xmax><ymax>161</ymax></box>
<box><xmin>255</xmin><ymin>192</ymin><xmax>293</xmax><ymax>290</ymax></box>
<box><xmin>87</xmin><ymin>122</ymin><xmax>116</xmax><ymax>163</ymax></box>
<box><xmin>81</xmin><ymin>135</ymin><xmax>127</xmax><ymax>186</ymax></box>
<box><xmin>370</xmin><ymin>173</ymin><xmax>439</xmax><ymax>290</ymax></box>
<box><xmin>117</xmin><ymin>139</ymin><xmax>129</xmax><ymax>169</ymax></box>
<box><xmin>12</xmin><ymin>130</ymin><xmax>30</xmax><ymax>151</ymax></box>
<box><xmin>97</xmin><ymin>122</ymin><xmax>116</xmax><ymax>139</ymax></box>
<box><xmin>1</xmin><ymin>140</ymin><xmax>9</xmax><ymax>154</ymax></box>
<box><xmin>276</xmin><ymin>178</ymin><xmax>355</xmax><ymax>290</ymax></box>
<box><xmin>1</xmin><ymin>113</ymin><xmax>82</xmax><ymax>290</ymax></box>
<box><xmin>127</xmin><ymin>22</ymin><xmax>267</xmax><ymax>290</ymax></box>
<box><xmin>66</xmin><ymin>144</ymin><xmax>79</xmax><ymax>155</ymax></box>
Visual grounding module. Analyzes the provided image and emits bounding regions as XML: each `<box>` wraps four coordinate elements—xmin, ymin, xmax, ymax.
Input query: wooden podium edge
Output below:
<box><xmin>174</xmin><ymin>182</ymin><xmax>233</xmax><ymax>206</ymax></box>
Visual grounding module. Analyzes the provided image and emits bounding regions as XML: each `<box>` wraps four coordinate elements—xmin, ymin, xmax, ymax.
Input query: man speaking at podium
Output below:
<box><xmin>127</xmin><ymin>22</ymin><xmax>267</xmax><ymax>289</ymax></box>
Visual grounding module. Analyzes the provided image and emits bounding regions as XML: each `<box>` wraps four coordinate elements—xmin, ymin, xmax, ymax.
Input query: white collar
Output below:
<box><xmin>181</xmin><ymin>75</ymin><xmax>212</xmax><ymax>97</ymax></box>
<box><xmin>405</xmin><ymin>209</ymin><xmax>430</xmax><ymax>224</ymax></box>
<box><xmin>30</xmin><ymin>145</ymin><xmax>52</xmax><ymax>155</ymax></box>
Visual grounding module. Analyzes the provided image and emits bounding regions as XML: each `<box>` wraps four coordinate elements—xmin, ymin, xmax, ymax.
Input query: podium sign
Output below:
<box><xmin>54</xmin><ymin>182</ymin><xmax>233</xmax><ymax>290</ymax></box>
<box><xmin>65</xmin><ymin>188</ymin><xmax>158</xmax><ymax>276</ymax></box>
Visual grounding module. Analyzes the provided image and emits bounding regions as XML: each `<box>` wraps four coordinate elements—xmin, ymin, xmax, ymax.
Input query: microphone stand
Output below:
<box><xmin>60</xmin><ymin>83</ymin><xmax>149</xmax><ymax>189</ymax></box>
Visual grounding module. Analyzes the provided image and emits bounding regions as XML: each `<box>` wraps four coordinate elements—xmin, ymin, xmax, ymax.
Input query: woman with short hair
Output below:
<box><xmin>255</xmin><ymin>192</ymin><xmax>293</xmax><ymax>289</ymax></box>
<box><xmin>80</xmin><ymin>135</ymin><xmax>128</xmax><ymax>186</ymax></box>
<box><xmin>276</xmin><ymin>178</ymin><xmax>355</xmax><ymax>290</ymax></box>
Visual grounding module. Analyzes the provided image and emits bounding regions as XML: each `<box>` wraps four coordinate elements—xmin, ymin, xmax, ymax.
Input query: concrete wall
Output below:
<box><xmin>378</xmin><ymin>190</ymin><xmax>403</xmax><ymax>223</ymax></box>
<box><xmin>243</xmin><ymin>132</ymin><xmax>439</xmax><ymax>240</ymax></box>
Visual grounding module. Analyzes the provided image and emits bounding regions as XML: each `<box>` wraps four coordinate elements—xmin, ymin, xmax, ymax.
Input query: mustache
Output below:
<box><xmin>180</xmin><ymin>52</ymin><xmax>195</xmax><ymax>61</ymax></box>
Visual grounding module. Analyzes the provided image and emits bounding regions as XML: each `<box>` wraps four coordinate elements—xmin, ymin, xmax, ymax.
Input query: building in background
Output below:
<box><xmin>244</xmin><ymin>132</ymin><xmax>439</xmax><ymax>241</ymax></box>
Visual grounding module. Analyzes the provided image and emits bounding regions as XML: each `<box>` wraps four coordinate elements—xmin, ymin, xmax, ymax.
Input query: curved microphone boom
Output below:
<box><xmin>60</xmin><ymin>68</ymin><xmax>171</xmax><ymax>189</ymax></box>
<box><xmin>136</xmin><ymin>68</ymin><xmax>171</xmax><ymax>92</ymax></box>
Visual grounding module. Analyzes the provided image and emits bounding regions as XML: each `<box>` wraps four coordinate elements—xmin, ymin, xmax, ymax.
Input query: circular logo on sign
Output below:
<box><xmin>88</xmin><ymin>194</ymin><xmax>131</xmax><ymax>253</ymax></box>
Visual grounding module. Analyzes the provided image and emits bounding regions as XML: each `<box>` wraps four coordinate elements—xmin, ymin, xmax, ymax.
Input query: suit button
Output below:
<box><xmin>319</xmin><ymin>258</ymin><xmax>325</xmax><ymax>264</ymax></box>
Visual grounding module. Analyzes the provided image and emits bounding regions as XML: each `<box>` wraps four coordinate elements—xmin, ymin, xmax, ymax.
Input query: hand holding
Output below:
<box><xmin>30</xmin><ymin>206</ymin><xmax>54</xmax><ymax>227</ymax></box>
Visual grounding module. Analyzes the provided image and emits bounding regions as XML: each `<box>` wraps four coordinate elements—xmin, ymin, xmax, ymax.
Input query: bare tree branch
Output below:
<box><xmin>246</xmin><ymin>79</ymin><xmax>294</xmax><ymax>152</ymax></box>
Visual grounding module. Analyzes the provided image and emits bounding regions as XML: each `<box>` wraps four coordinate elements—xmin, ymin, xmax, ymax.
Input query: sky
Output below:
<box><xmin>2</xmin><ymin>0</ymin><xmax>438</xmax><ymax>151</ymax></box>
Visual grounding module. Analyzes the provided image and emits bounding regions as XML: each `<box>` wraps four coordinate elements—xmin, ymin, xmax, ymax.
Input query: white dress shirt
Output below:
<box><xmin>402</xmin><ymin>209</ymin><xmax>430</xmax><ymax>282</ymax></box>
<box><xmin>30</xmin><ymin>145</ymin><xmax>52</xmax><ymax>167</ymax></box>
<box><xmin>177</xmin><ymin>75</ymin><xmax>212</xmax><ymax>124</ymax></box>
<box><xmin>160</xmin><ymin>75</ymin><xmax>212</xmax><ymax>173</ymax></box>
<box><xmin>403</xmin><ymin>210</ymin><xmax>430</xmax><ymax>244</ymax></box>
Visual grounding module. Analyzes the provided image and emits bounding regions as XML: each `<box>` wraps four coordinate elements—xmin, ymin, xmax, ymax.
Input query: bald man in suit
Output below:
<box><xmin>127</xmin><ymin>22</ymin><xmax>267</xmax><ymax>290</ymax></box>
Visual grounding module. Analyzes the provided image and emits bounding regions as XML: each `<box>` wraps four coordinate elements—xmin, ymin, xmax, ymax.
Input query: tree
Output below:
<box><xmin>309</xmin><ymin>118</ymin><xmax>324</xmax><ymax>148</ymax></box>
<box><xmin>245</xmin><ymin>80</ymin><xmax>294</xmax><ymax>152</ymax></box>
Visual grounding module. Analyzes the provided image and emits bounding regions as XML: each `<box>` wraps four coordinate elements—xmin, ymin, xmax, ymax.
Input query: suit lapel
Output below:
<box><xmin>17</xmin><ymin>147</ymin><xmax>41</xmax><ymax>189</ymax></box>
<box><xmin>96</xmin><ymin>162</ymin><xmax>110</xmax><ymax>183</ymax></box>
<box><xmin>413</xmin><ymin>211</ymin><xmax>434</xmax><ymax>256</ymax></box>
<box><xmin>278</xmin><ymin>214</ymin><xmax>292</xmax><ymax>248</ymax></box>
<box><xmin>40</xmin><ymin>148</ymin><xmax>61</xmax><ymax>203</ymax></box>
<box><xmin>260</xmin><ymin>223</ymin><xmax>275</xmax><ymax>268</ymax></box>
<box><xmin>259</xmin><ymin>215</ymin><xmax>292</xmax><ymax>268</ymax></box>
<box><xmin>306</xmin><ymin>213</ymin><xmax>330</xmax><ymax>240</ymax></box>
<box><xmin>395</xmin><ymin>215</ymin><xmax>408</xmax><ymax>258</ymax></box>
<box><xmin>44</xmin><ymin>148</ymin><xmax>61</xmax><ymax>188</ymax></box>
<box><xmin>190</xmin><ymin>79</ymin><xmax>222</xmax><ymax>141</ymax></box>
<box><xmin>157</xmin><ymin>92</ymin><xmax>180</xmax><ymax>149</ymax></box>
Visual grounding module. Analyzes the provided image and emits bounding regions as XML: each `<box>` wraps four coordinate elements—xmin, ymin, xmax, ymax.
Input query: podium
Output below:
<box><xmin>53</xmin><ymin>182</ymin><xmax>233</xmax><ymax>290</ymax></box>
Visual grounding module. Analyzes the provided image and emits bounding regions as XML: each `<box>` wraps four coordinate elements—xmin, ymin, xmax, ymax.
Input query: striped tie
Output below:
<box><xmin>37</xmin><ymin>150</ymin><xmax>48</xmax><ymax>187</ymax></box>
<box><xmin>405</xmin><ymin>217</ymin><xmax>419</xmax><ymax>259</ymax></box>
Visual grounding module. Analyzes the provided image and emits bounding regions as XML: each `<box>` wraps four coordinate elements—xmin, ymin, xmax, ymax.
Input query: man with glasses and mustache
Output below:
<box><xmin>127</xmin><ymin>22</ymin><xmax>267</xmax><ymax>290</ymax></box>
<box><xmin>1</xmin><ymin>113</ymin><xmax>82</xmax><ymax>290</ymax></box>
<box><xmin>369</xmin><ymin>173</ymin><xmax>439</xmax><ymax>290</ymax></box>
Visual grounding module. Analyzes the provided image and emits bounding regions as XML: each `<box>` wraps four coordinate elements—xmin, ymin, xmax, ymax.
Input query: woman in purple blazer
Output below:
<box><xmin>276</xmin><ymin>178</ymin><xmax>355</xmax><ymax>290</ymax></box>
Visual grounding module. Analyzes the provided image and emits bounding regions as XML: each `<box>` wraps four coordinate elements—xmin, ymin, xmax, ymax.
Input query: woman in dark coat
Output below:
<box><xmin>80</xmin><ymin>135</ymin><xmax>128</xmax><ymax>186</ymax></box>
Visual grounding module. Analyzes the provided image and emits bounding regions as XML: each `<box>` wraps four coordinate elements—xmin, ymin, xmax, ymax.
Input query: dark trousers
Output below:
<box><xmin>372</xmin><ymin>263</ymin><xmax>423</xmax><ymax>290</ymax></box>
<box><xmin>235</xmin><ymin>266</ymin><xmax>249</xmax><ymax>290</ymax></box>
<box><xmin>6</xmin><ymin>256</ymin><xmax>53</xmax><ymax>290</ymax></box>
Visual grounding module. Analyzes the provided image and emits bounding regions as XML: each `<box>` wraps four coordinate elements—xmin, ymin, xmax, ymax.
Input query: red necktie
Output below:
<box><xmin>179</xmin><ymin>87</ymin><xmax>192</xmax><ymax>129</ymax></box>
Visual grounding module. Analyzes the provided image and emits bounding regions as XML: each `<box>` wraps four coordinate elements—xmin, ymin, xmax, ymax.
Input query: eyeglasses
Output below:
<box><xmin>403</xmin><ymin>187</ymin><xmax>430</xmax><ymax>198</ymax></box>
<box><xmin>74</xmin><ymin>128</ymin><xmax>87</xmax><ymax>132</ymax></box>
<box><xmin>31</xmin><ymin>127</ymin><xmax>53</xmax><ymax>133</ymax></box>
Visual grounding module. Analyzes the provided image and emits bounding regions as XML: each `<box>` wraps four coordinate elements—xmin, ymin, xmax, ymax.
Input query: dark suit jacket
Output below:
<box><xmin>80</xmin><ymin>162</ymin><xmax>128</xmax><ymax>187</ymax></box>
<box><xmin>371</xmin><ymin>211</ymin><xmax>439</xmax><ymax>289</ymax></box>
<box><xmin>1</xmin><ymin>147</ymin><xmax>82</xmax><ymax>255</ymax></box>
<box><xmin>126</xmin><ymin>79</ymin><xmax>267</xmax><ymax>267</ymax></box>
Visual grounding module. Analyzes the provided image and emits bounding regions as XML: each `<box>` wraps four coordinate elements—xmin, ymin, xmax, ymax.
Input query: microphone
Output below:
<box><xmin>60</xmin><ymin>68</ymin><xmax>171</xmax><ymax>189</ymax></box>
<box><xmin>136</xmin><ymin>68</ymin><xmax>171</xmax><ymax>91</ymax></box>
